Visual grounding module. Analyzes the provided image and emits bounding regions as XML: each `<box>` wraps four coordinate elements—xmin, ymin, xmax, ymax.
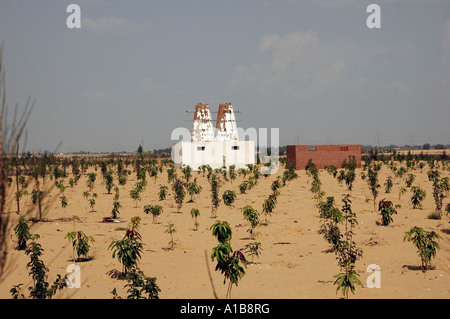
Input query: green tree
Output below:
<box><xmin>86</xmin><ymin>172</ymin><xmax>96</xmax><ymax>192</ymax></box>
<box><xmin>333</xmin><ymin>195</ymin><xmax>363</xmax><ymax>299</ymax></box>
<box><xmin>103</xmin><ymin>170</ymin><xmax>114</xmax><ymax>194</ymax></box>
<box><xmin>111</xmin><ymin>268</ymin><xmax>160</xmax><ymax>299</ymax></box>
<box><xmin>367</xmin><ymin>167</ymin><xmax>380</xmax><ymax>212</ymax></box>
<box><xmin>65</xmin><ymin>230</ymin><xmax>94</xmax><ymax>262</ymax></box>
<box><xmin>186</xmin><ymin>179</ymin><xmax>202</xmax><ymax>202</ymax></box>
<box><xmin>158</xmin><ymin>185</ymin><xmax>168</xmax><ymax>201</ymax></box>
<box><xmin>143</xmin><ymin>205</ymin><xmax>163</xmax><ymax>224</ymax></box>
<box><xmin>378</xmin><ymin>199</ymin><xmax>397</xmax><ymax>226</ymax></box>
<box><xmin>190</xmin><ymin>208</ymin><xmax>200</xmax><ymax>231</ymax></box>
<box><xmin>431</xmin><ymin>177</ymin><xmax>450</xmax><ymax>219</ymax></box>
<box><xmin>210</xmin><ymin>220</ymin><xmax>247</xmax><ymax>299</ymax></box>
<box><xmin>11</xmin><ymin>234</ymin><xmax>67</xmax><ymax>299</ymax></box>
<box><xmin>182</xmin><ymin>165</ymin><xmax>193</xmax><ymax>183</ymax></box>
<box><xmin>410</xmin><ymin>186</ymin><xmax>426</xmax><ymax>209</ymax></box>
<box><xmin>242</xmin><ymin>205</ymin><xmax>260</xmax><ymax>240</ymax></box>
<box><xmin>172</xmin><ymin>178</ymin><xmax>185</xmax><ymax>213</ymax></box>
<box><xmin>109</xmin><ymin>219</ymin><xmax>144</xmax><ymax>274</ymax></box>
<box><xmin>13</xmin><ymin>215</ymin><xmax>31</xmax><ymax>250</ymax></box>
<box><xmin>262</xmin><ymin>194</ymin><xmax>277</xmax><ymax>224</ymax></box>
<box><xmin>165</xmin><ymin>223</ymin><xmax>176</xmax><ymax>250</ymax></box>
<box><xmin>318</xmin><ymin>196</ymin><xmax>343</xmax><ymax>249</ymax></box>
<box><xmin>403</xmin><ymin>226</ymin><xmax>440</xmax><ymax>272</ymax></box>
<box><xmin>384</xmin><ymin>176</ymin><xmax>393</xmax><ymax>193</ymax></box>
<box><xmin>210</xmin><ymin>173</ymin><xmax>221</xmax><ymax>218</ymax></box>
<box><xmin>222</xmin><ymin>190</ymin><xmax>236</xmax><ymax>206</ymax></box>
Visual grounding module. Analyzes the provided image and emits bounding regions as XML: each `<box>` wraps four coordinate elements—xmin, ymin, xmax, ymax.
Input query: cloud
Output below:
<box><xmin>81</xmin><ymin>16</ymin><xmax>146</xmax><ymax>34</ymax></box>
<box><xmin>229</xmin><ymin>31</ymin><xmax>362</xmax><ymax>100</ymax></box>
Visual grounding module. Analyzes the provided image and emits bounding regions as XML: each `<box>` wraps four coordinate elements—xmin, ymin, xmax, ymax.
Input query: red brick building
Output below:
<box><xmin>286</xmin><ymin>144</ymin><xmax>362</xmax><ymax>170</ymax></box>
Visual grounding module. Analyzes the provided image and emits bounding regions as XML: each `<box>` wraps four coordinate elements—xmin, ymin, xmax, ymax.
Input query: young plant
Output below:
<box><xmin>325</xmin><ymin>165</ymin><xmax>338</xmax><ymax>177</ymax></box>
<box><xmin>118</xmin><ymin>169</ymin><xmax>129</xmax><ymax>185</ymax></box>
<box><xmin>378</xmin><ymin>199</ymin><xmax>397</xmax><ymax>226</ymax></box>
<box><xmin>143</xmin><ymin>204</ymin><xmax>163</xmax><ymax>224</ymax></box>
<box><xmin>210</xmin><ymin>173</ymin><xmax>221</xmax><ymax>218</ymax></box>
<box><xmin>56</xmin><ymin>180</ymin><xmax>68</xmax><ymax>208</ymax></box>
<box><xmin>190</xmin><ymin>208</ymin><xmax>200</xmax><ymax>231</ymax></box>
<box><xmin>158</xmin><ymin>185</ymin><xmax>168</xmax><ymax>201</ymax></box>
<box><xmin>243</xmin><ymin>242</ymin><xmax>262</xmax><ymax>263</ymax></box>
<box><xmin>404</xmin><ymin>173</ymin><xmax>416</xmax><ymax>188</ymax></box>
<box><xmin>103</xmin><ymin>170</ymin><xmax>114</xmax><ymax>194</ymax></box>
<box><xmin>239</xmin><ymin>181</ymin><xmax>248</xmax><ymax>194</ymax></box>
<box><xmin>182</xmin><ymin>165</ymin><xmax>192</xmax><ymax>182</ymax></box>
<box><xmin>384</xmin><ymin>176</ymin><xmax>393</xmax><ymax>193</ymax></box>
<box><xmin>109</xmin><ymin>218</ymin><xmax>144</xmax><ymax>274</ymax></box>
<box><xmin>271</xmin><ymin>178</ymin><xmax>282</xmax><ymax>192</ymax></box>
<box><xmin>222</xmin><ymin>190</ymin><xmax>236</xmax><ymax>206</ymax></box>
<box><xmin>342</xmin><ymin>157</ymin><xmax>357</xmax><ymax>191</ymax></box>
<box><xmin>86</xmin><ymin>172</ymin><xmax>96</xmax><ymax>192</ymax></box>
<box><xmin>210</xmin><ymin>220</ymin><xmax>247</xmax><ymax>299</ymax></box>
<box><xmin>210</xmin><ymin>220</ymin><xmax>232</xmax><ymax>244</ymax></box>
<box><xmin>262</xmin><ymin>194</ymin><xmax>277</xmax><ymax>224</ymax></box>
<box><xmin>68</xmin><ymin>178</ymin><xmax>75</xmax><ymax>189</ymax></box>
<box><xmin>427</xmin><ymin>169</ymin><xmax>440</xmax><ymax>182</ymax></box>
<box><xmin>396</xmin><ymin>166</ymin><xmax>407</xmax><ymax>178</ymax></box>
<box><xmin>111</xmin><ymin>200</ymin><xmax>122</xmax><ymax>219</ymax></box>
<box><xmin>65</xmin><ymin>230</ymin><xmax>95</xmax><ymax>262</ymax></box>
<box><xmin>60</xmin><ymin>195</ymin><xmax>68</xmax><ymax>208</ymax></box>
<box><xmin>410</xmin><ymin>186</ymin><xmax>426</xmax><ymax>209</ymax></box>
<box><xmin>148</xmin><ymin>165</ymin><xmax>159</xmax><ymax>184</ymax></box>
<box><xmin>167</xmin><ymin>166</ymin><xmax>176</xmax><ymax>184</ymax></box>
<box><xmin>165</xmin><ymin>223</ymin><xmax>176</xmax><ymax>250</ymax></box>
<box><xmin>367</xmin><ymin>167</ymin><xmax>380</xmax><ymax>212</ymax></box>
<box><xmin>431</xmin><ymin>177</ymin><xmax>450</xmax><ymax>219</ymax></box>
<box><xmin>31</xmin><ymin>187</ymin><xmax>43</xmax><ymax>220</ymax></box>
<box><xmin>242</xmin><ymin>205</ymin><xmax>260</xmax><ymax>239</ymax></box>
<box><xmin>333</xmin><ymin>195</ymin><xmax>363</xmax><ymax>299</ymax></box>
<box><xmin>13</xmin><ymin>215</ymin><xmax>31</xmax><ymax>250</ymax></box>
<box><xmin>130</xmin><ymin>180</ymin><xmax>146</xmax><ymax>208</ymax></box>
<box><xmin>282</xmin><ymin>163</ymin><xmax>298</xmax><ymax>186</ymax></box>
<box><xmin>228</xmin><ymin>165</ymin><xmax>237</xmax><ymax>183</ymax></box>
<box><xmin>403</xmin><ymin>226</ymin><xmax>440</xmax><ymax>272</ymax></box>
<box><xmin>186</xmin><ymin>179</ymin><xmax>202</xmax><ymax>202</ymax></box>
<box><xmin>318</xmin><ymin>197</ymin><xmax>343</xmax><ymax>249</ymax></box>
<box><xmin>398</xmin><ymin>187</ymin><xmax>407</xmax><ymax>200</ymax></box>
<box><xmin>11</xmin><ymin>234</ymin><xmax>68</xmax><ymax>299</ymax></box>
<box><xmin>172</xmin><ymin>178</ymin><xmax>186</xmax><ymax>213</ymax></box>
<box><xmin>89</xmin><ymin>193</ymin><xmax>98</xmax><ymax>212</ymax></box>
<box><xmin>111</xmin><ymin>267</ymin><xmax>160</xmax><ymax>299</ymax></box>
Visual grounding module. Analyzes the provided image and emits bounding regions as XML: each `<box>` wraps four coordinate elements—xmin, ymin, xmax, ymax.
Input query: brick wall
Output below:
<box><xmin>286</xmin><ymin>145</ymin><xmax>362</xmax><ymax>170</ymax></box>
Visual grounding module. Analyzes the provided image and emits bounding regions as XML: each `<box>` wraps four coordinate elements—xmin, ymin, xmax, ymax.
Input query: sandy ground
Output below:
<box><xmin>0</xmin><ymin>163</ymin><xmax>449</xmax><ymax>299</ymax></box>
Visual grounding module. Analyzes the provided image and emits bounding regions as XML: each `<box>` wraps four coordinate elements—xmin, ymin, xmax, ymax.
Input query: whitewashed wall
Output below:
<box><xmin>172</xmin><ymin>140</ymin><xmax>255</xmax><ymax>170</ymax></box>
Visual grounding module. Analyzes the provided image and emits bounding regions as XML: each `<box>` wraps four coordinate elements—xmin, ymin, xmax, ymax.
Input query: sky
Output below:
<box><xmin>0</xmin><ymin>0</ymin><xmax>449</xmax><ymax>153</ymax></box>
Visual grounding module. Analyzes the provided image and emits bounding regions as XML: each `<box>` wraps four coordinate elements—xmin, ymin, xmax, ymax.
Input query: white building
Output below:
<box><xmin>172</xmin><ymin>103</ymin><xmax>255</xmax><ymax>170</ymax></box>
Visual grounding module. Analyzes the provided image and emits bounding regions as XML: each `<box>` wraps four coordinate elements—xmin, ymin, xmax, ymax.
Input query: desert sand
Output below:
<box><xmin>0</xmin><ymin>161</ymin><xmax>449</xmax><ymax>299</ymax></box>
